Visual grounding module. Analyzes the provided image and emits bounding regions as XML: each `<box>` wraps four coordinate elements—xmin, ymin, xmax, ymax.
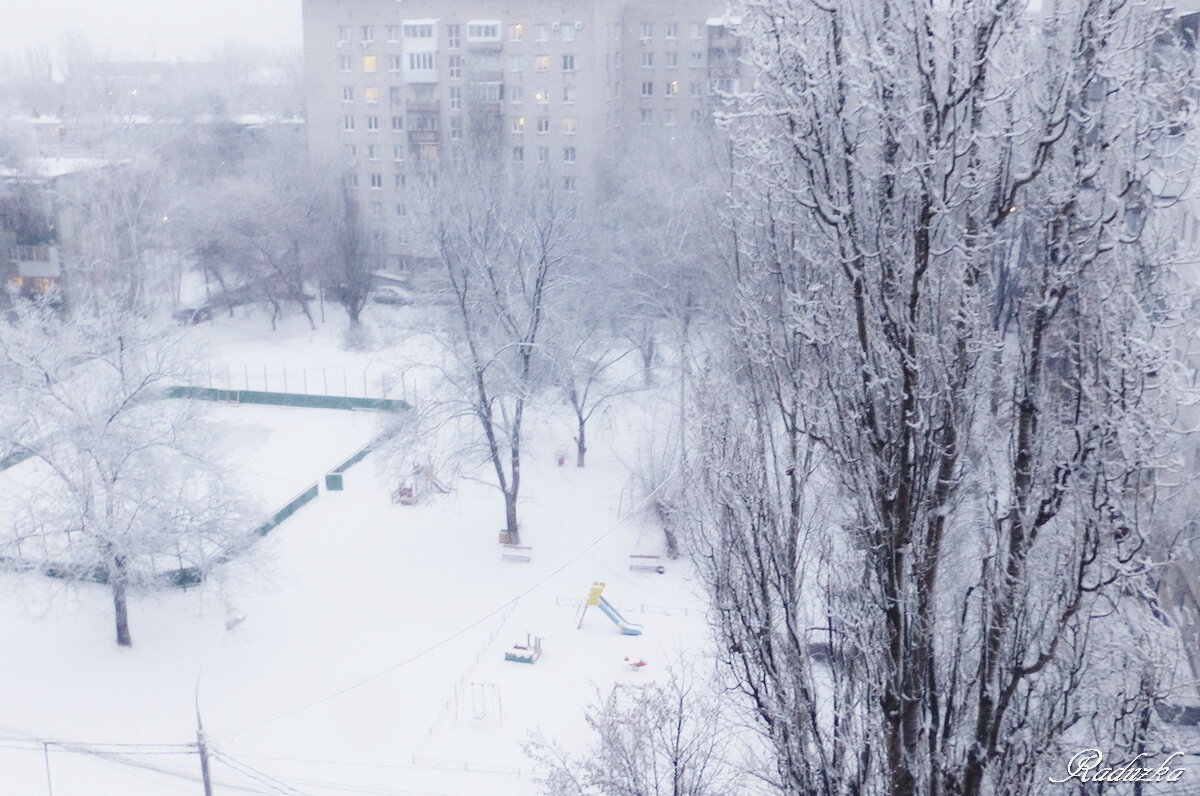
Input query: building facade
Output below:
<box><xmin>301</xmin><ymin>0</ymin><xmax>738</xmax><ymax>274</ymax></box>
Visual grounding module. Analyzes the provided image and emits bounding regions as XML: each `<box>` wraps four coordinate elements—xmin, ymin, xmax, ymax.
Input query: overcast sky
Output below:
<box><xmin>0</xmin><ymin>0</ymin><xmax>303</xmax><ymax>63</ymax></box>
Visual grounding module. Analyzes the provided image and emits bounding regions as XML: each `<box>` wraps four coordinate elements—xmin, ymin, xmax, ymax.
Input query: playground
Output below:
<box><xmin>0</xmin><ymin>311</ymin><xmax>710</xmax><ymax>795</ymax></box>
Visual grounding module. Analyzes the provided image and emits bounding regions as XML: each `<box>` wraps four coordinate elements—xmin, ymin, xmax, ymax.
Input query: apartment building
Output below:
<box><xmin>301</xmin><ymin>0</ymin><xmax>738</xmax><ymax>274</ymax></box>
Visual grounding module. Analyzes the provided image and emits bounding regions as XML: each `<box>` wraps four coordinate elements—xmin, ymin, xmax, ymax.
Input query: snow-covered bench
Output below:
<box><xmin>629</xmin><ymin>554</ymin><xmax>665</xmax><ymax>574</ymax></box>
<box><xmin>500</xmin><ymin>544</ymin><xmax>533</xmax><ymax>563</ymax></box>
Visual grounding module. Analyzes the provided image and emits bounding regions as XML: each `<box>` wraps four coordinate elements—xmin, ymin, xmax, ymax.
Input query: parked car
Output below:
<box><xmin>173</xmin><ymin>306</ymin><xmax>213</xmax><ymax>325</ymax></box>
<box><xmin>371</xmin><ymin>286</ymin><xmax>414</xmax><ymax>306</ymax></box>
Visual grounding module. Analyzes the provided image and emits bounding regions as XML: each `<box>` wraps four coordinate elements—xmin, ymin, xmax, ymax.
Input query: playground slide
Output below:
<box><xmin>597</xmin><ymin>596</ymin><xmax>644</xmax><ymax>636</ymax></box>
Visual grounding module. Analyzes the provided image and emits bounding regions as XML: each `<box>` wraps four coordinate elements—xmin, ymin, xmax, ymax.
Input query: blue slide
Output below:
<box><xmin>597</xmin><ymin>596</ymin><xmax>644</xmax><ymax>636</ymax></box>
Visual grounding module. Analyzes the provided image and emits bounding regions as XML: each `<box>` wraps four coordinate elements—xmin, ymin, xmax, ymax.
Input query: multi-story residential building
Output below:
<box><xmin>301</xmin><ymin>0</ymin><xmax>739</xmax><ymax>274</ymax></box>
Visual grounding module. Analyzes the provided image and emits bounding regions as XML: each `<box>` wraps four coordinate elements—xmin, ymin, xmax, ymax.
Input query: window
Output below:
<box><xmin>363</xmin><ymin>55</ymin><xmax>378</xmax><ymax>72</ymax></box>
<box><xmin>640</xmin><ymin>108</ymin><xmax>653</xmax><ymax>124</ymax></box>
<box><xmin>689</xmin><ymin>81</ymin><xmax>701</xmax><ymax>96</ymax></box>
<box><xmin>448</xmin><ymin>55</ymin><xmax>463</xmax><ymax>79</ymax></box>
<box><xmin>537</xmin><ymin>146</ymin><xmax>549</xmax><ymax>162</ymax></box>
<box><xmin>393</xmin><ymin>147</ymin><xmax>405</xmax><ymax>163</ymax></box>
<box><xmin>664</xmin><ymin>109</ymin><xmax>676</xmax><ymax>126</ymax></box>
<box><xmin>535</xmin><ymin>89</ymin><xmax>549</xmax><ymax>104</ymax></box>
<box><xmin>361</xmin><ymin>25</ymin><xmax>374</xmax><ymax>42</ymax></box>
<box><xmin>642</xmin><ymin>52</ymin><xmax>653</xmax><ymax>68</ymax></box>
<box><xmin>562</xmin><ymin>54</ymin><xmax>576</xmax><ymax>71</ymax></box>
<box><xmin>414</xmin><ymin>114</ymin><xmax>439</xmax><ymax>130</ymax></box>
<box><xmin>666</xmin><ymin>80</ymin><xmax>679</xmax><ymax>96</ymax></box>
<box><xmin>468</xmin><ymin>23</ymin><xmax>499</xmax><ymax>39</ymax></box>
<box><xmin>409</xmin><ymin>52</ymin><xmax>435</xmax><ymax>70</ymax></box>
<box><xmin>510</xmin><ymin>55</ymin><xmax>523</xmax><ymax>72</ymax></box>
<box><xmin>691</xmin><ymin>22</ymin><xmax>703</xmax><ymax>38</ymax></box>
<box><xmin>512</xmin><ymin>146</ymin><xmax>525</xmax><ymax>162</ymax></box>
<box><xmin>711</xmin><ymin>77</ymin><xmax>734</xmax><ymax>92</ymax></box>
<box><xmin>536</xmin><ymin>117</ymin><xmax>550</xmax><ymax>133</ymax></box>
<box><xmin>512</xmin><ymin>116</ymin><xmax>526</xmax><ymax>133</ymax></box>
<box><xmin>641</xmin><ymin>23</ymin><xmax>654</xmax><ymax>39</ymax></box>
<box><xmin>691</xmin><ymin>51</ymin><xmax>704</xmax><ymax>66</ymax></box>
<box><xmin>344</xmin><ymin>144</ymin><xmax>356</xmax><ymax>160</ymax></box>
<box><xmin>535</xmin><ymin>55</ymin><xmax>550</xmax><ymax>71</ymax></box>
<box><xmin>562</xmin><ymin>116</ymin><xmax>577</xmax><ymax>134</ymax></box>
<box><xmin>641</xmin><ymin>81</ymin><xmax>654</xmax><ymax>97</ymax></box>
<box><xmin>536</xmin><ymin>23</ymin><xmax>549</xmax><ymax>41</ymax></box>
<box><xmin>390</xmin><ymin>87</ymin><xmax>402</xmax><ymax>104</ymax></box>
<box><xmin>367</xmin><ymin>144</ymin><xmax>380</xmax><ymax>160</ymax></box>
<box><xmin>343</xmin><ymin>115</ymin><xmax>356</xmax><ymax>131</ymax></box>
<box><xmin>405</xmin><ymin>24</ymin><xmax>434</xmax><ymax>39</ymax></box>
<box><xmin>563</xmin><ymin>85</ymin><xmax>576</xmax><ymax>103</ymax></box>
<box><xmin>665</xmin><ymin>52</ymin><xmax>678</xmax><ymax>68</ymax></box>
<box><xmin>563</xmin><ymin>146</ymin><xmax>576</xmax><ymax>163</ymax></box>
<box><xmin>387</xmin><ymin>25</ymin><xmax>400</xmax><ymax>42</ymax></box>
<box><xmin>446</xmin><ymin>24</ymin><xmax>461</xmax><ymax>47</ymax></box>
<box><xmin>510</xmin><ymin>85</ymin><xmax>524</xmax><ymax>103</ymax></box>
<box><xmin>691</xmin><ymin>108</ymin><xmax>704</xmax><ymax>123</ymax></box>
<box><xmin>562</xmin><ymin>24</ymin><xmax>576</xmax><ymax>42</ymax></box>
<box><xmin>395</xmin><ymin>203</ymin><xmax>407</xmax><ymax>217</ymax></box>
<box><xmin>666</xmin><ymin>22</ymin><xmax>679</xmax><ymax>39</ymax></box>
<box><xmin>449</xmin><ymin>86</ymin><xmax>462</xmax><ymax>109</ymax></box>
<box><xmin>563</xmin><ymin>176</ymin><xmax>576</xmax><ymax>192</ymax></box>
<box><xmin>365</xmin><ymin>87</ymin><xmax>380</xmax><ymax>103</ymax></box>
<box><xmin>350</xmin><ymin>175</ymin><xmax>359</xmax><ymax>187</ymax></box>
<box><xmin>394</xmin><ymin>172</ymin><xmax>405</xmax><ymax>185</ymax></box>
<box><xmin>338</xmin><ymin>26</ymin><xmax>350</xmax><ymax>43</ymax></box>
<box><xmin>339</xmin><ymin>55</ymin><xmax>352</xmax><ymax>72</ymax></box>
<box><xmin>371</xmin><ymin>201</ymin><xmax>383</xmax><ymax>218</ymax></box>
<box><xmin>450</xmin><ymin>116</ymin><xmax>462</xmax><ymax>139</ymax></box>
<box><xmin>388</xmin><ymin>55</ymin><xmax>402</xmax><ymax>72</ymax></box>
<box><xmin>509</xmin><ymin>23</ymin><xmax>524</xmax><ymax>41</ymax></box>
<box><xmin>370</xmin><ymin>173</ymin><xmax>383</xmax><ymax>189</ymax></box>
<box><xmin>367</xmin><ymin>115</ymin><xmax>379</xmax><ymax>131</ymax></box>
<box><xmin>342</xmin><ymin>87</ymin><xmax>354</xmax><ymax>102</ymax></box>
<box><xmin>391</xmin><ymin>115</ymin><xmax>404</xmax><ymax>131</ymax></box>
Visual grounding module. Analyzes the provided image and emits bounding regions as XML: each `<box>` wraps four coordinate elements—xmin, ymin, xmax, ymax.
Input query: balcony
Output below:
<box><xmin>10</xmin><ymin>244</ymin><xmax>61</xmax><ymax>278</ymax></box>
<box><xmin>407</xmin><ymin>100</ymin><xmax>441</xmax><ymax>113</ymax></box>
<box><xmin>408</xmin><ymin>130</ymin><xmax>441</xmax><ymax>143</ymax></box>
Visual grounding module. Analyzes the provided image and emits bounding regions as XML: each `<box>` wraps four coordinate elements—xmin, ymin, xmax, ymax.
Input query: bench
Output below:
<box><xmin>500</xmin><ymin>544</ymin><xmax>533</xmax><ymax>563</ymax></box>
<box><xmin>629</xmin><ymin>554</ymin><xmax>666</xmax><ymax>574</ymax></box>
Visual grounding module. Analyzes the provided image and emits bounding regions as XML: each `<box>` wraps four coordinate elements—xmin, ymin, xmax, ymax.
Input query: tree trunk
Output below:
<box><xmin>111</xmin><ymin>555</ymin><xmax>131</xmax><ymax>647</ymax></box>
<box><xmin>575</xmin><ymin>416</ymin><xmax>587</xmax><ymax>467</ymax></box>
<box><xmin>504</xmin><ymin>492</ymin><xmax>520</xmax><ymax>546</ymax></box>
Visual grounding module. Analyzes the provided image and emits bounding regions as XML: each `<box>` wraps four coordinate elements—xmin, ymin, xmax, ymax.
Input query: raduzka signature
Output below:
<box><xmin>1049</xmin><ymin>749</ymin><xmax>1186</xmax><ymax>785</ymax></box>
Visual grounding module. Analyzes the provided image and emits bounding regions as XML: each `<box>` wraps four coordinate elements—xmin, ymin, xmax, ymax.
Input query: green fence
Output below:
<box><xmin>167</xmin><ymin>385</ymin><xmax>410</xmax><ymax>412</ymax></box>
<box><xmin>0</xmin><ymin>447</ymin><xmax>33</xmax><ymax>472</ymax></box>
<box><xmin>325</xmin><ymin>428</ymin><xmax>400</xmax><ymax>491</ymax></box>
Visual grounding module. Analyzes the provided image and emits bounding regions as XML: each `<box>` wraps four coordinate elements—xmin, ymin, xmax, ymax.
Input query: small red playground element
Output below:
<box><xmin>624</xmin><ymin>656</ymin><xmax>648</xmax><ymax>672</ymax></box>
<box><xmin>556</xmin><ymin>448</ymin><xmax>567</xmax><ymax>467</ymax></box>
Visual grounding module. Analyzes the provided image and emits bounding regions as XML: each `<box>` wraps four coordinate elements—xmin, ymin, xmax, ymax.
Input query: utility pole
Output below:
<box><xmin>42</xmin><ymin>742</ymin><xmax>53</xmax><ymax>796</ymax></box>
<box><xmin>196</xmin><ymin>708</ymin><xmax>214</xmax><ymax>796</ymax></box>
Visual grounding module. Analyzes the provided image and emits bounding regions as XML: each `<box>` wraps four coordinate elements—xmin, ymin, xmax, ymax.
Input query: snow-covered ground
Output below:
<box><xmin>0</xmin><ymin>309</ymin><xmax>711</xmax><ymax>795</ymax></box>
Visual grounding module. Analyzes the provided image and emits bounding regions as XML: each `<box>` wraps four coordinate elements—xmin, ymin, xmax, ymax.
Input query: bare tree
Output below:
<box><xmin>688</xmin><ymin>2</ymin><xmax>1197</xmax><ymax>794</ymax></box>
<box><xmin>0</xmin><ymin>299</ymin><xmax>248</xmax><ymax>647</ymax></box>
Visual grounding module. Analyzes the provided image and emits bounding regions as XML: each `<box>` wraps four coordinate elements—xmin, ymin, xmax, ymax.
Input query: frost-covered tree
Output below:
<box><xmin>691</xmin><ymin>1</ymin><xmax>1196</xmax><ymax>794</ymax></box>
<box><xmin>0</xmin><ymin>299</ymin><xmax>248</xmax><ymax>647</ymax></box>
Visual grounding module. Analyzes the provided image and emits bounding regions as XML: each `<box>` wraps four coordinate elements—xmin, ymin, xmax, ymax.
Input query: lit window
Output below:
<box><xmin>562</xmin><ymin>24</ymin><xmax>576</xmax><ymax>42</ymax></box>
<box><xmin>512</xmin><ymin>116</ymin><xmax>526</xmax><ymax>133</ymax></box>
<box><xmin>535</xmin><ymin>89</ymin><xmax>549</xmax><ymax>104</ymax></box>
<box><xmin>449</xmin><ymin>86</ymin><xmax>462</xmax><ymax>110</ymax></box>
<box><xmin>666</xmin><ymin>80</ymin><xmax>679</xmax><ymax>96</ymax></box>
<box><xmin>387</xmin><ymin>25</ymin><xmax>400</xmax><ymax>42</ymax></box>
<box><xmin>536</xmin><ymin>117</ymin><xmax>550</xmax><ymax>133</ymax></box>
<box><xmin>510</xmin><ymin>85</ymin><xmax>524</xmax><ymax>103</ymax></box>
<box><xmin>665</xmin><ymin>52</ymin><xmax>678</xmax><ymax>68</ymax></box>
<box><xmin>512</xmin><ymin>146</ymin><xmax>525</xmax><ymax>162</ymax></box>
<box><xmin>365</xmin><ymin>87</ymin><xmax>381</xmax><ymax>103</ymax></box>
<box><xmin>562</xmin><ymin>54</ymin><xmax>576</xmax><ymax>71</ymax></box>
<box><xmin>511</xmin><ymin>55</ymin><xmax>523</xmax><ymax>72</ymax></box>
<box><xmin>563</xmin><ymin>86</ymin><xmax>576</xmax><ymax>103</ymax></box>
<box><xmin>642</xmin><ymin>52</ymin><xmax>653</xmax><ymax>68</ymax></box>
<box><xmin>642</xmin><ymin>81</ymin><xmax>653</xmax><ymax>97</ymax></box>
<box><xmin>342</xmin><ymin>87</ymin><xmax>354</xmax><ymax>102</ymax></box>
<box><xmin>391</xmin><ymin>115</ymin><xmax>403</xmax><ymax>131</ymax></box>
<box><xmin>388</xmin><ymin>55</ymin><xmax>402</xmax><ymax>72</ymax></box>
<box><xmin>338</xmin><ymin>26</ymin><xmax>350</xmax><ymax>43</ymax></box>
<box><xmin>446</xmin><ymin>24</ymin><xmax>460</xmax><ymax>47</ymax></box>
<box><xmin>509</xmin><ymin>23</ymin><xmax>524</xmax><ymax>41</ymax></box>
<box><xmin>562</xmin><ymin>117</ymin><xmax>577</xmax><ymax>134</ymax></box>
<box><xmin>405</xmin><ymin>24</ymin><xmax>434</xmax><ymax>39</ymax></box>
<box><xmin>371</xmin><ymin>173</ymin><xmax>383</xmax><ymax>188</ymax></box>
<box><xmin>363</xmin><ymin>55</ymin><xmax>378</xmax><ymax>72</ymax></box>
<box><xmin>666</xmin><ymin>22</ymin><xmax>679</xmax><ymax>39</ymax></box>
<box><xmin>536</xmin><ymin>23</ymin><xmax>549</xmax><ymax>41</ymax></box>
<box><xmin>641</xmin><ymin>23</ymin><xmax>653</xmax><ymax>39</ymax></box>
<box><xmin>361</xmin><ymin>25</ymin><xmax>374</xmax><ymax>42</ymax></box>
<box><xmin>535</xmin><ymin>55</ymin><xmax>550</xmax><ymax>71</ymax></box>
<box><xmin>448</xmin><ymin>55</ymin><xmax>463</xmax><ymax>79</ymax></box>
<box><xmin>339</xmin><ymin>56</ymin><xmax>352</xmax><ymax>72</ymax></box>
<box><xmin>563</xmin><ymin>146</ymin><xmax>576</xmax><ymax>163</ymax></box>
<box><xmin>367</xmin><ymin>116</ymin><xmax>379</xmax><ymax>131</ymax></box>
<box><xmin>343</xmin><ymin>115</ymin><xmax>356</xmax><ymax>131</ymax></box>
